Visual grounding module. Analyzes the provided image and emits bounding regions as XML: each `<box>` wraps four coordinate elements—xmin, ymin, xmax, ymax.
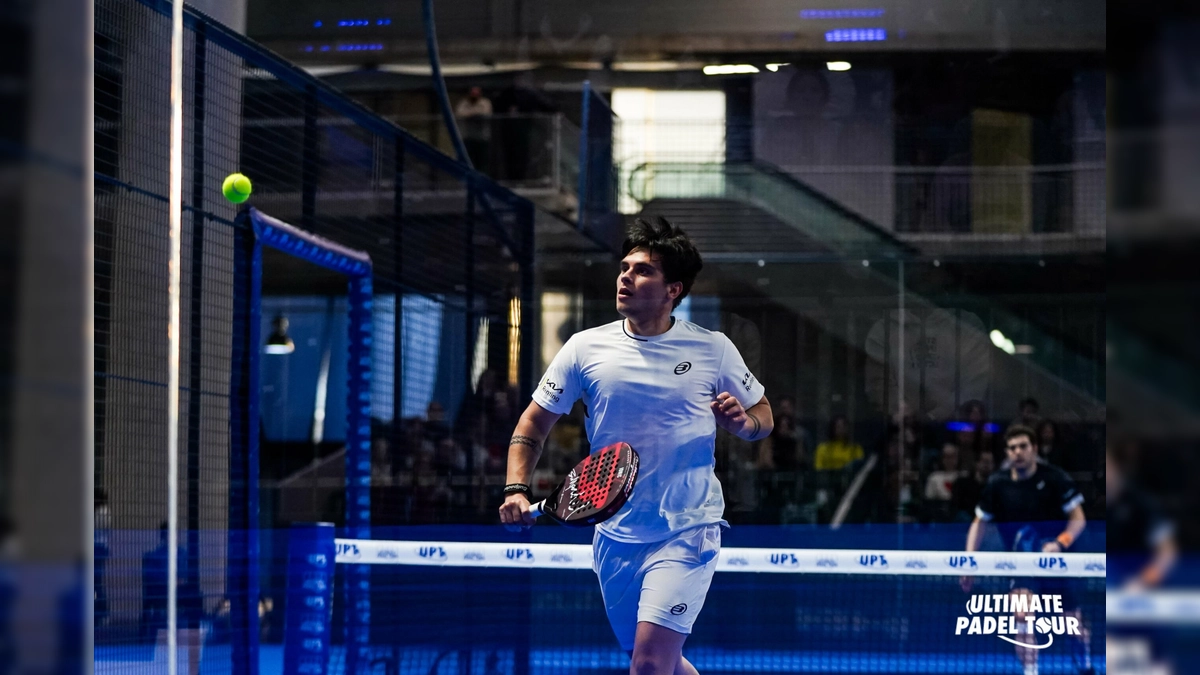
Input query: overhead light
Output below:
<box><xmin>702</xmin><ymin>64</ymin><xmax>759</xmax><ymax>75</ymax></box>
<box><xmin>765</xmin><ymin>63</ymin><xmax>790</xmax><ymax>72</ymax></box>
<box><xmin>826</xmin><ymin>61</ymin><xmax>852</xmax><ymax>72</ymax></box>
<box><xmin>612</xmin><ymin>61</ymin><xmax>705</xmax><ymax>72</ymax></box>
<box><xmin>265</xmin><ymin>316</ymin><xmax>295</xmax><ymax>355</ymax></box>
<box><xmin>989</xmin><ymin>329</ymin><xmax>1016</xmax><ymax>355</ymax></box>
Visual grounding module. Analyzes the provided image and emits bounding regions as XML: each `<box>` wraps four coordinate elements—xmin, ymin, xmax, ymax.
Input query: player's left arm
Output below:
<box><xmin>1041</xmin><ymin>471</ymin><xmax>1087</xmax><ymax>553</ymax></box>
<box><xmin>712</xmin><ymin>393</ymin><xmax>773</xmax><ymax>442</ymax></box>
<box><xmin>1042</xmin><ymin>503</ymin><xmax>1086</xmax><ymax>553</ymax></box>
<box><xmin>1130</xmin><ymin>510</ymin><xmax>1178</xmax><ymax>590</ymax></box>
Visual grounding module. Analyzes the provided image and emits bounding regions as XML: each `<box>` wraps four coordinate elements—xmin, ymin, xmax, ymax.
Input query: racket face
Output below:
<box><xmin>544</xmin><ymin>442</ymin><xmax>638</xmax><ymax>527</ymax></box>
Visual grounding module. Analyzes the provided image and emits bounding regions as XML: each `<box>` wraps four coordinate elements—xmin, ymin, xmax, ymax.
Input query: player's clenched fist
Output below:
<box><xmin>499</xmin><ymin>492</ymin><xmax>536</xmax><ymax>528</ymax></box>
<box><xmin>711</xmin><ymin>391</ymin><xmax>747</xmax><ymax>433</ymax></box>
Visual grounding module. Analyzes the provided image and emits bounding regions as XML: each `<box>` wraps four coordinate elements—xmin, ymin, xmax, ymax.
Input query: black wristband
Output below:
<box><xmin>503</xmin><ymin>483</ymin><xmax>531</xmax><ymax>497</ymax></box>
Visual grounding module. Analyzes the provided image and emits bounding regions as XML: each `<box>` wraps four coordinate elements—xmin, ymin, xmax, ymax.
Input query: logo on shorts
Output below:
<box><xmin>670</xmin><ymin>603</ymin><xmax>688</xmax><ymax>615</ymax></box>
<box><xmin>674</xmin><ymin>362</ymin><xmax>692</xmax><ymax>375</ymax></box>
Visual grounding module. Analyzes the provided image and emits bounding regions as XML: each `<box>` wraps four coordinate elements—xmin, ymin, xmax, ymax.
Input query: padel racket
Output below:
<box><xmin>511</xmin><ymin>442</ymin><xmax>639</xmax><ymax>529</ymax></box>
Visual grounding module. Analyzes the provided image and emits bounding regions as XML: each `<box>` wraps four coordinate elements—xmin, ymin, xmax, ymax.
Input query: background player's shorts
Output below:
<box><xmin>1009</xmin><ymin>577</ymin><xmax>1083</xmax><ymax>611</ymax></box>
<box><xmin>592</xmin><ymin>523</ymin><xmax>722</xmax><ymax>651</ymax></box>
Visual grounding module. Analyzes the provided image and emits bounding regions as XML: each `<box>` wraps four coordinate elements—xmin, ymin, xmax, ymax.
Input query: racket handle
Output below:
<box><xmin>503</xmin><ymin>499</ymin><xmax>545</xmax><ymax>533</ymax></box>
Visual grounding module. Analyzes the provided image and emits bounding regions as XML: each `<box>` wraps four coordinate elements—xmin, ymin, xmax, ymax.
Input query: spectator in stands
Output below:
<box><xmin>923</xmin><ymin>443</ymin><xmax>965</xmax><ymax>522</ymax></box>
<box><xmin>757</xmin><ymin>396</ymin><xmax>810</xmax><ymax>472</ymax></box>
<box><xmin>814</xmin><ymin>415</ymin><xmax>863</xmax><ymax>471</ymax></box>
<box><xmin>1035</xmin><ymin>418</ymin><xmax>1067</xmax><ymax>467</ymax></box>
<box><xmin>411</xmin><ymin>443</ymin><xmax>453</xmax><ymax>523</ymax></box>
<box><xmin>1018</xmin><ymin>396</ymin><xmax>1040</xmax><ymax>422</ymax></box>
<box><xmin>455</xmin><ymin>86</ymin><xmax>493</xmax><ymax>171</ymax></box>
<box><xmin>953</xmin><ymin>399</ymin><xmax>996</xmax><ymax>472</ymax></box>
<box><xmin>757</xmin><ymin>396</ymin><xmax>812</xmax><ymax>522</ymax></box>
<box><xmin>424</xmin><ymin>401</ymin><xmax>450</xmax><ymax>445</ymax></box>
<box><xmin>493</xmin><ymin>77</ymin><xmax>556</xmax><ymax>181</ymax></box>
<box><xmin>951</xmin><ymin>450</ymin><xmax>994</xmax><ymax>522</ymax></box>
<box><xmin>370</xmin><ymin>437</ymin><xmax>394</xmax><ymax>486</ymax></box>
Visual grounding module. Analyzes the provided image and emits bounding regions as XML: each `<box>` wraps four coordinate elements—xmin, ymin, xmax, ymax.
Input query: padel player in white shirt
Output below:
<box><xmin>499</xmin><ymin>217</ymin><xmax>772</xmax><ymax>675</ymax></box>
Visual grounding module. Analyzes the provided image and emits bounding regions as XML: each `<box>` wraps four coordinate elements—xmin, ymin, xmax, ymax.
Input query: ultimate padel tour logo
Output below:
<box><xmin>955</xmin><ymin>594</ymin><xmax>1081</xmax><ymax>648</ymax></box>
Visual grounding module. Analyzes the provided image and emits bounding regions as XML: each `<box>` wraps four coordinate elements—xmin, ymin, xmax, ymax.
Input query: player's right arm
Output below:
<box><xmin>499</xmin><ymin>401</ymin><xmax>563</xmax><ymax>527</ymax></box>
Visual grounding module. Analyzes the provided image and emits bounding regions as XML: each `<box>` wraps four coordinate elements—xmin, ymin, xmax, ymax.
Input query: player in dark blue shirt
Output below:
<box><xmin>961</xmin><ymin>425</ymin><xmax>1093</xmax><ymax>675</ymax></box>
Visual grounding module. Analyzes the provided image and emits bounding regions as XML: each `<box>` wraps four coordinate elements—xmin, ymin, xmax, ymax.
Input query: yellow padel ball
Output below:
<box><xmin>222</xmin><ymin>172</ymin><xmax>252</xmax><ymax>204</ymax></box>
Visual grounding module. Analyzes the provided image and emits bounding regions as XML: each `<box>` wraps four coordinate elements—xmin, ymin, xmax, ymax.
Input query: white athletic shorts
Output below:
<box><xmin>591</xmin><ymin>523</ymin><xmax>722</xmax><ymax>651</ymax></box>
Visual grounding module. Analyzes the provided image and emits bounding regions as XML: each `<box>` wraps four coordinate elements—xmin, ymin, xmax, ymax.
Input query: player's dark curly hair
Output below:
<box><xmin>1004</xmin><ymin>424</ymin><xmax>1037</xmax><ymax>446</ymax></box>
<box><xmin>620</xmin><ymin>217</ymin><xmax>703</xmax><ymax>308</ymax></box>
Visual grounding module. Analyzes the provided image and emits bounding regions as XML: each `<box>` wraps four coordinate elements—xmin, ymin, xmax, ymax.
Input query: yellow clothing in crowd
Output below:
<box><xmin>814</xmin><ymin>440</ymin><xmax>864</xmax><ymax>471</ymax></box>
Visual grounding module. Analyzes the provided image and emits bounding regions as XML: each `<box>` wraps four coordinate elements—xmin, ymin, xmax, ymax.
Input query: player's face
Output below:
<box><xmin>1005</xmin><ymin>434</ymin><xmax>1037</xmax><ymax>471</ymax></box>
<box><xmin>616</xmin><ymin>249</ymin><xmax>679</xmax><ymax>318</ymax></box>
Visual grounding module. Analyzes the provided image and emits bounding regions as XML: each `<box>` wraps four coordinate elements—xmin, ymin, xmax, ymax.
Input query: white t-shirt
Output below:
<box><xmin>532</xmin><ymin>318</ymin><xmax>766</xmax><ymax>543</ymax></box>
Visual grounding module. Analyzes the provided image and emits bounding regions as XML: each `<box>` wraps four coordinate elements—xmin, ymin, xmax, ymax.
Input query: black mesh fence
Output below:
<box><xmin>94</xmin><ymin>0</ymin><xmax>534</xmax><ymax>671</ymax></box>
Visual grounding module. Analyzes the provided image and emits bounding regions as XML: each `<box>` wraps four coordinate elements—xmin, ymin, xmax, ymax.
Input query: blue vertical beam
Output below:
<box><xmin>247</xmin><ymin>207</ymin><xmax>374</xmax><ymax>675</ymax></box>
<box><xmin>282</xmin><ymin>523</ymin><xmax>335</xmax><ymax>675</ymax></box>
<box><xmin>230</xmin><ymin>211</ymin><xmax>262</xmax><ymax>675</ymax></box>
<box><xmin>344</xmin><ymin>274</ymin><xmax>373</xmax><ymax>675</ymax></box>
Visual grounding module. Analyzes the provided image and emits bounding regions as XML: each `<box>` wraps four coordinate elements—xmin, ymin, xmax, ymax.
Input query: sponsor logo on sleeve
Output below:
<box><xmin>741</xmin><ymin>371</ymin><xmax>755</xmax><ymax>392</ymax></box>
<box><xmin>539</xmin><ymin>378</ymin><xmax>564</xmax><ymax>404</ymax></box>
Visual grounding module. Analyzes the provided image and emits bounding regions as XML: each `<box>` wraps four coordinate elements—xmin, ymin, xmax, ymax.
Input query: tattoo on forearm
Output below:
<box><xmin>746</xmin><ymin>413</ymin><xmax>762</xmax><ymax>441</ymax></box>
<box><xmin>510</xmin><ymin>434</ymin><xmax>540</xmax><ymax>449</ymax></box>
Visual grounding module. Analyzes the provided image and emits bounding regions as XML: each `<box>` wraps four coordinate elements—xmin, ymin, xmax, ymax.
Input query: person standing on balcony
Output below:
<box><xmin>456</xmin><ymin>86</ymin><xmax>493</xmax><ymax>172</ymax></box>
